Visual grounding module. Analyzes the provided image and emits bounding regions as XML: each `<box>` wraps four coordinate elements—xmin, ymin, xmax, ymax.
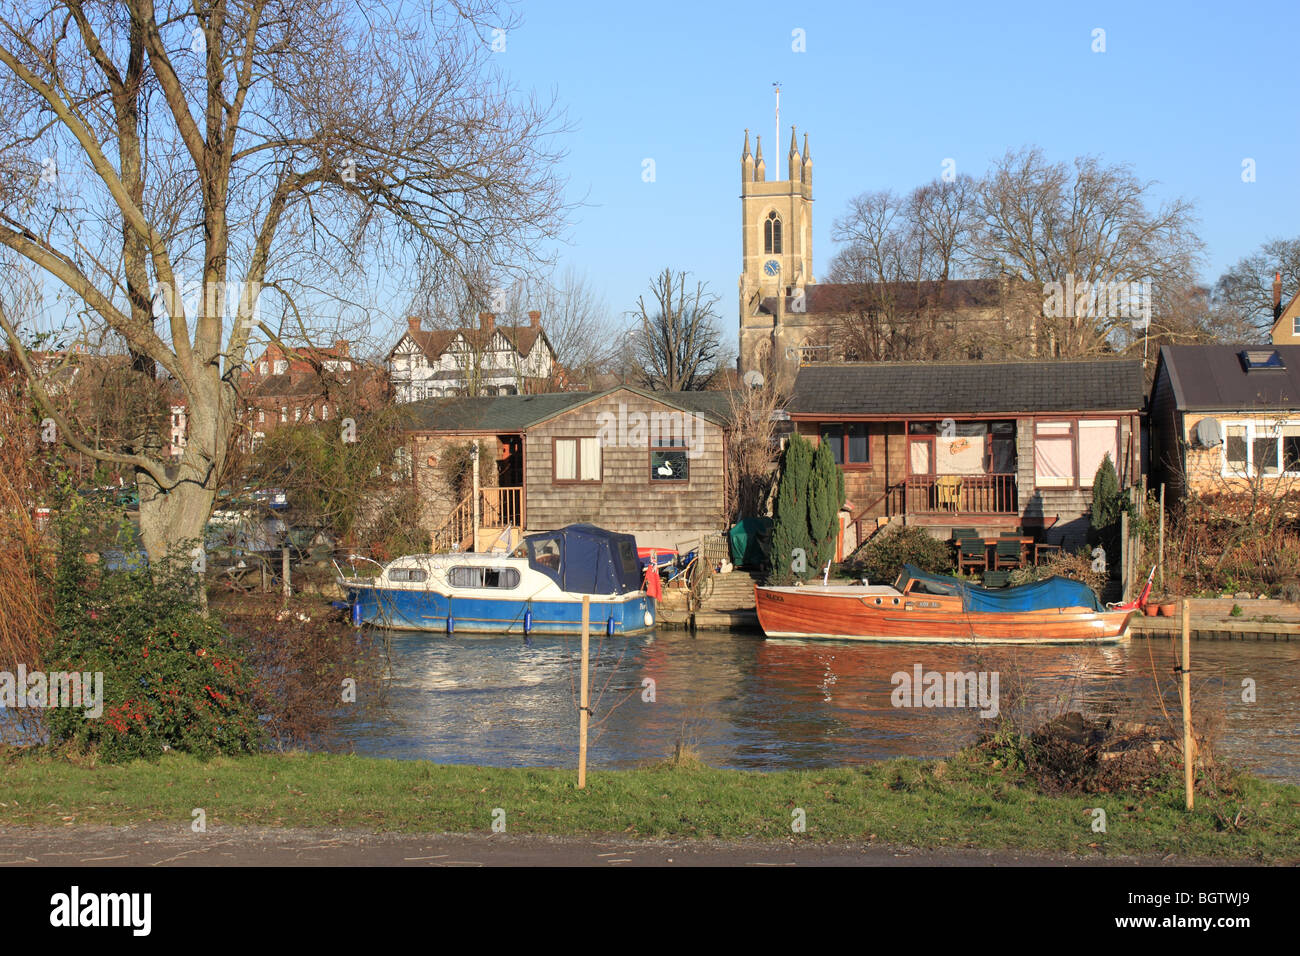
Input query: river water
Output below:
<box><xmin>339</xmin><ymin>629</ymin><xmax>1300</xmax><ymax>785</ymax></box>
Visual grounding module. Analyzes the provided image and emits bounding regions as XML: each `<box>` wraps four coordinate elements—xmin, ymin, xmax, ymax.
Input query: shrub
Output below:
<box><xmin>767</xmin><ymin>434</ymin><xmax>815</xmax><ymax>584</ymax></box>
<box><xmin>848</xmin><ymin>526</ymin><xmax>955</xmax><ymax>584</ymax></box>
<box><xmin>43</xmin><ymin>497</ymin><xmax>262</xmax><ymax>762</ymax></box>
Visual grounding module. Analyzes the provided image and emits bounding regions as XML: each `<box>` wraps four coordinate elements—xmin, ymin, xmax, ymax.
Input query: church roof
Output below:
<box><xmin>788</xmin><ymin>359</ymin><xmax>1144</xmax><ymax>417</ymax></box>
<box><xmin>757</xmin><ymin>278</ymin><xmax>1011</xmax><ymax>317</ymax></box>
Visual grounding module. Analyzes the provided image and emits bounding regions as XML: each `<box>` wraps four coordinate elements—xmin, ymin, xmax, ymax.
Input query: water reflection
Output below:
<box><xmin>339</xmin><ymin>629</ymin><xmax>1300</xmax><ymax>784</ymax></box>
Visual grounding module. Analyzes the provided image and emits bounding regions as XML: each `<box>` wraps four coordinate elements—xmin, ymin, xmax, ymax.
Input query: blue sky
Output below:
<box><xmin>487</xmin><ymin>0</ymin><xmax>1299</xmax><ymax>357</ymax></box>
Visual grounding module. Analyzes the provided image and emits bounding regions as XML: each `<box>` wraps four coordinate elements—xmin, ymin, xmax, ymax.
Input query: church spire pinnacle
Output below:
<box><xmin>787</xmin><ymin>125</ymin><xmax>801</xmax><ymax>182</ymax></box>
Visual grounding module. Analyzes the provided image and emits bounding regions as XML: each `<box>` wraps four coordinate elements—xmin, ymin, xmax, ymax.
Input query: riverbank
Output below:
<box><xmin>2</xmin><ymin>751</ymin><xmax>1296</xmax><ymax>862</ymax></box>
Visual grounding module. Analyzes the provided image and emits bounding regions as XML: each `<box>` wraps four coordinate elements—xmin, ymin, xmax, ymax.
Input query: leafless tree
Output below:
<box><xmin>725</xmin><ymin>376</ymin><xmax>782</xmax><ymax>520</ymax></box>
<box><xmin>1211</xmin><ymin>236</ymin><xmax>1300</xmax><ymax>337</ymax></box>
<box><xmin>628</xmin><ymin>268</ymin><xmax>722</xmax><ymax>391</ymax></box>
<box><xmin>975</xmin><ymin>147</ymin><xmax>1203</xmax><ymax>356</ymax></box>
<box><xmin>0</xmin><ymin>0</ymin><xmax>568</xmax><ymax>566</ymax></box>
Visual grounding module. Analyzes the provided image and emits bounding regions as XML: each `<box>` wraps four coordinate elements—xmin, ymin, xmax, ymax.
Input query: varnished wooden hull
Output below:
<box><xmin>755</xmin><ymin>585</ymin><xmax>1133</xmax><ymax>645</ymax></box>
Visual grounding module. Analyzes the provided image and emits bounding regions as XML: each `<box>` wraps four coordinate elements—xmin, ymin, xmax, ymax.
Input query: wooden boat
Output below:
<box><xmin>755</xmin><ymin>564</ymin><xmax>1134</xmax><ymax>645</ymax></box>
<box><xmin>338</xmin><ymin>524</ymin><xmax>656</xmax><ymax>635</ymax></box>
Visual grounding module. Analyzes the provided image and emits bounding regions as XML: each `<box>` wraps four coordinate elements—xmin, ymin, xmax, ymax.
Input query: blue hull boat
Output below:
<box><xmin>338</xmin><ymin>524</ymin><xmax>656</xmax><ymax>635</ymax></box>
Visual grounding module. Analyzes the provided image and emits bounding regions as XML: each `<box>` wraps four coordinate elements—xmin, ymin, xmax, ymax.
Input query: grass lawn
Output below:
<box><xmin>2</xmin><ymin>750</ymin><xmax>1297</xmax><ymax>861</ymax></box>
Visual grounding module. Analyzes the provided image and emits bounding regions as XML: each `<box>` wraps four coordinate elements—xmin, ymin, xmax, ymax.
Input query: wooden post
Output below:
<box><xmin>1120</xmin><ymin>509</ymin><xmax>1130</xmax><ymax>601</ymax></box>
<box><xmin>281</xmin><ymin>543</ymin><xmax>291</xmax><ymax>599</ymax></box>
<box><xmin>1182</xmin><ymin>598</ymin><xmax>1193</xmax><ymax>811</ymax></box>
<box><xmin>578</xmin><ymin>595</ymin><xmax>590</xmax><ymax>790</ymax></box>
<box><xmin>471</xmin><ymin>442</ymin><xmax>481</xmax><ymax>553</ymax></box>
<box><xmin>1158</xmin><ymin>483</ymin><xmax>1166</xmax><ymax>593</ymax></box>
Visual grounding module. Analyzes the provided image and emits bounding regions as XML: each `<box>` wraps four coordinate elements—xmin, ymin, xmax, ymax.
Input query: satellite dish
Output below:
<box><xmin>1194</xmin><ymin>417</ymin><xmax>1223</xmax><ymax>448</ymax></box>
<box><xmin>743</xmin><ymin>369</ymin><xmax>765</xmax><ymax>389</ymax></box>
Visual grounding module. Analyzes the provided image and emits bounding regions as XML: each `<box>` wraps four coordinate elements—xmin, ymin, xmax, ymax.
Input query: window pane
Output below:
<box><xmin>579</xmin><ymin>437</ymin><xmax>601</xmax><ymax>481</ymax></box>
<box><xmin>651</xmin><ymin>449</ymin><xmax>689</xmax><ymax>481</ymax></box>
<box><xmin>1284</xmin><ymin>431</ymin><xmax>1300</xmax><ymax>472</ymax></box>
<box><xmin>555</xmin><ymin>439</ymin><xmax>577</xmax><ymax>480</ymax></box>
<box><xmin>1225</xmin><ymin>427</ymin><xmax>1248</xmax><ymax>472</ymax></box>
<box><xmin>1255</xmin><ymin>436</ymin><xmax>1280</xmax><ymax>475</ymax></box>
<box><xmin>820</xmin><ymin>425</ymin><xmax>843</xmax><ymax>465</ymax></box>
<box><xmin>847</xmin><ymin>423</ymin><xmax>869</xmax><ymax>463</ymax></box>
<box><xmin>1035</xmin><ymin>437</ymin><xmax>1074</xmax><ymax>486</ymax></box>
<box><xmin>1078</xmin><ymin>420</ymin><xmax>1119</xmax><ymax>486</ymax></box>
<box><xmin>1037</xmin><ymin>421</ymin><xmax>1072</xmax><ymax>437</ymax></box>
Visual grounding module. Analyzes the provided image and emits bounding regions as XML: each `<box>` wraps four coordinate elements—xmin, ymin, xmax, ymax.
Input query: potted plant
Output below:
<box><xmin>1157</xmin><ymin>596</ymin><xmax>1179</xmax><ymax>617</ymax></box>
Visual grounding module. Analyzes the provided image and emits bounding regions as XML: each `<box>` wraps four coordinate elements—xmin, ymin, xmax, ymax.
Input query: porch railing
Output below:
<box><xmin>432</xmin><ymin>486</ymin><xmax>524</xmax><ymax>552</ymax></box>
<box><xmin>904</xmin><ymin>473</ymin><xmax>1017</xmax><ymax>514</ymax></box>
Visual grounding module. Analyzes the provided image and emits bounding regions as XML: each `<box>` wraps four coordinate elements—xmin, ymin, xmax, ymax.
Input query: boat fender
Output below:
<box><xmin>447</xmin><ymin>615</ymin><xmax>454</xmax><ymax>634</ymax></box>
<box><xmin>644</xmin><ymin>609</ymin><xmax>654</xmax><ymax>628</ymax></box>
<box><xmin>351</xmin><ymin>602</ymin><xmax>362</xmax><ymax>627</ymax></box>
<box><xmin>606</xmin><ymin>616</ymin><xmax>615</xmax><ymax>636</ymax></box>
<box><xmin>524</xmin><ymin>608</ymin><xmax>533</xmax><ymax>634</ymax></box>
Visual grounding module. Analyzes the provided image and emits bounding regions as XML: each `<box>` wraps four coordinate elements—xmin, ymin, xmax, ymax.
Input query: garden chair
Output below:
<box><xmin>935</xmin><ymin>475</ymin><xmax>963</xmax><ymax>511</ymax></box>
<box><xmin>982</xmin><ymin>570</ymin><xmax>1011</xmax><ymax>589</ymax></box>
<box><xmin>994</xmin><ymin>537</ymin><xmax>1024</xmax><ymax>570</ymax></box>
<box><xmin>957</xmin><ymin>537</ymin><xmax>989</xmax><ymax>573</ymax></box>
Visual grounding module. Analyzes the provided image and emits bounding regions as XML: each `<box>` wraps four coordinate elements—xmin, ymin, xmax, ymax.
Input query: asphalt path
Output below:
<box><xmin>0</xmin><ymin>825</ymin><xmax>1235</xmax><ymax>867</ymax></box>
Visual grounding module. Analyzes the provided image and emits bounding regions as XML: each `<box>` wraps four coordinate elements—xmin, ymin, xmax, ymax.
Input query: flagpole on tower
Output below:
<box><xmin>773</xmin><ymin>82</ymin><xmax>781</xmax><ymax>164</ymax></box>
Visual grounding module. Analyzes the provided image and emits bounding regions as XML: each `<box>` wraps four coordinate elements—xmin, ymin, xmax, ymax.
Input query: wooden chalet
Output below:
<box><xmin>786</xmin><ymin>359</ymin><xmax>1145</xmax><ymax>550</ymax></box>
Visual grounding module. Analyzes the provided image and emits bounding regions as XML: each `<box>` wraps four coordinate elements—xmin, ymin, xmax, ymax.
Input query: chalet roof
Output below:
<box><xmin>391</xmin><ymin>323</ymin><xmax>548</xmax><ymax>363</ymax></box>
<box><xmin>1155</xmin><ymin>344</ymin><xmax>1300</xmax><ymax>412</ymax></box>
<box><xmin>788</xmin><ymin>359</ymin><xmax>1144</xmax><ymax>418</ymax></box>
<box><xmin>757</xmin><ymin>278</ymin><xmax>1010</xmax><ymax>317</ymax></box>
<box><xmin>403</xmin><ymin>385</ymin><xmax>734</xmax><ymax>433</ymax></box>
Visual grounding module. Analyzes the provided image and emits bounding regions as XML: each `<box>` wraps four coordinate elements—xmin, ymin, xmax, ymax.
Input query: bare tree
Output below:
<box><xmin>725</xmin><ymin>376</ymin><xmax>781</xmax><ymax>521</ymax></box>
<box><xmin>0</xmin><ymin>0</ymin><xmax>567</xmax><ymax>565</ymax></box>
<box><xmin>975</xmin><ymin>147</ymin><xmax>1203</xmax><ymax>356</ymax></box>
<box><xmin>1211</xmin><ymin>237</ymin><xmax>1300</xmax><ymax>337</ymax></box>
<box><xmin>628</xmin><ymin>268</ymin><xmax>722</xmax><ymax>391</ymax></box>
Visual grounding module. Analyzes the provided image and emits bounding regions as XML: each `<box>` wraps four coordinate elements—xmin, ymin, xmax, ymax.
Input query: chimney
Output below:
<box><xmin>1275</xmin><ymin>272</ymin><xmax>1284</xmax><ymax>320</ymax></box>
<box><xmin>528</xmin><ymin>310</ymin><xmax>541</xmax><ymax>329</ymax></box>
<box><xmin>334</xmin><ymin>339</ymin><xmax>349</xmax><ymax>355</ymax></box>
<box><xmin>407</xmin><ymin>316</ymin><xmax>421</xmax><ymax>334</ymax></box>
<box><xmin>479</xmin><ymin>311</ymin><xmax>495</xmax><ymax>333</ymax></box>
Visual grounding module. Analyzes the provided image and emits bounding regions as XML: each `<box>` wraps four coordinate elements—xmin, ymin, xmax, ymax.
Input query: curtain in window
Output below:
<box><xmin>937</xmin><ymin>431</ymin><xmax>986</xmax><ymax>475</ymax></box>
<box><xmin>1078</xmin><ymin>419</ymin><xmax>1119</xmax><ymax>486</ymax></box>
<box><xmin>578</xmin><ymin>437</ymin><xmax>601</xmax><ymax>481</ymax></box>
<box><xmin>1035</xmin><ymin>422</ymin><xmax>1074</xmax><ymax>486</ymax></box>
<box><xmin>555</xmin><ymin>439</ymin><xmax>577</xmax><ymax>480</ymax></box>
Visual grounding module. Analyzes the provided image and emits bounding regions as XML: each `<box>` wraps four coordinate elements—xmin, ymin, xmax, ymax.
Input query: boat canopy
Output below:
<box><xmin>523</xmin><ymin>524</ymin><xmax>644</xmax><ymax>595</ymax></box>
<box><xmin>897</xmin><ymin>564</ymin><xmax>1103</xmax><ymax>613</ymax></box>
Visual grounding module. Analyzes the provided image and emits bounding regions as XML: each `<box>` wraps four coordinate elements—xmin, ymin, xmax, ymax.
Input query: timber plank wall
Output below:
<box><xmin>525</xmin><ymin>393</ymin><xmax>727</xmax><ymax>533</ymax></box>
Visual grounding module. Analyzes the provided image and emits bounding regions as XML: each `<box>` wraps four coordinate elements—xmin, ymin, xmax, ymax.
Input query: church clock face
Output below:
<box><xmin>763</xmin><ymin>259</ymin><xmax>781</xmax><ymax>277</ymax></box>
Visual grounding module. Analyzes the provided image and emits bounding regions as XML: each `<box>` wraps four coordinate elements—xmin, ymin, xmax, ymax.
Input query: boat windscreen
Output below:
<box><xmin>526</xmin><ymin>533</ymin><xmax>564</xmax><ymax>587</ymax></box>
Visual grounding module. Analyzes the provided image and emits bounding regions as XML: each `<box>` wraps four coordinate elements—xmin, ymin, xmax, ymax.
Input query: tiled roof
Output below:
<box><xmin>403</xmin><ymin>386</ymin><xmax>735</xmax><ymax>433</ymax></box>
<box><xmin>788</xmin><ymin>359</ymin><xmax>1144</xmax><ymax>417</ymax></box>
<box><xmin>1156</xmin><ymin>345</ymin><xmax>1300</xmax><ymax>411</ymax></box>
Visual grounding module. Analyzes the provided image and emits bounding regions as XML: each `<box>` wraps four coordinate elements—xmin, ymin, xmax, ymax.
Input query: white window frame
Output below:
<box><xmin>1220</xmin><ymin>419</ymin><xmax>1300</xmax><ymax>478</ymax></box>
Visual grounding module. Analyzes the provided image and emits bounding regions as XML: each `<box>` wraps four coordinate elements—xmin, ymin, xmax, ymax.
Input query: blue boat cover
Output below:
<box><xmin>524</xmin><ymin>524</ymin><xmax>643</xmax><ymax>595</ymax></box>
<box><xmin>897</xmin><ymin>564</ymin><xmax>1102</xmax><ymax>613</ymax></box>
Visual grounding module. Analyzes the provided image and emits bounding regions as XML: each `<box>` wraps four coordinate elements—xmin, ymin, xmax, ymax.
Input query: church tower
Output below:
<box><xmin>739</xmin><ymin>126</ymin><xmax>814</xmax><ymax>382</ymax></box>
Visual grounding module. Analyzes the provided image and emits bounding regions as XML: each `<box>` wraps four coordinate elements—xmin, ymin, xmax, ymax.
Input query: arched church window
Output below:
<box><xmin>764</xmin><ymin>212</ymin><xmax>782</xmax><ymax>255</ymax></box>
